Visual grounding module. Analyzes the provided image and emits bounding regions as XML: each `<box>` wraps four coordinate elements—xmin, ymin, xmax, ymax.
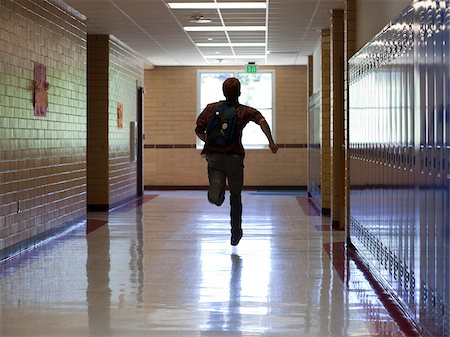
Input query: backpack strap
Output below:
<box><xmin>217</xmin><ymin>101</ymin><xmax>237</xmax><ymax>119</ymax></box>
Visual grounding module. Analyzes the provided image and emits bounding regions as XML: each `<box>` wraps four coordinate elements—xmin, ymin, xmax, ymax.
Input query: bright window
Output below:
<box><xmin>197</xmin><ymin>70</ymin><xmax>275</xmax><ymax>149</ymax></box>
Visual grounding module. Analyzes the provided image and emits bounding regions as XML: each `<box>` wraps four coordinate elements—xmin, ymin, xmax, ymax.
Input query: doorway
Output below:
<box><xmin>137</xmin><ymin>86</ymin><xmax>144</xmax><ymax>196</ymax></box>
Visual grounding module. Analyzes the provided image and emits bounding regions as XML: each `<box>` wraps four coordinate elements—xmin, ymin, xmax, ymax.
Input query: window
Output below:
<box><xmin>197</xmin><ymin>70</ymin><xmax>275</xmax><ymax>149</ymax></box>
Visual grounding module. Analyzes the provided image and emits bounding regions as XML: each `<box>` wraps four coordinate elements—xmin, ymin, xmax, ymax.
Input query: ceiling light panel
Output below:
<box><xmin>166</xmin><ymin>0</ymin><xmax>269</xmax><ymax>65</ymax></box>
<box><xmin>204</xmin><ymin>55</ymin><xmax>266</xmax><ymax>59</ymax></box>
<box><xmin>184</xmin><ymin>26</ymin><xmax>266</xmax><ymax>31</ymax></box>
<box><xmin>196</xmin><ymin>43</ymin><xmax>266</xmax><ymax>47</ymax></box>
<box><xmin>167</xmin><ymin>2</ymin><xmax>267</xmax><ymax>9</ymax></box>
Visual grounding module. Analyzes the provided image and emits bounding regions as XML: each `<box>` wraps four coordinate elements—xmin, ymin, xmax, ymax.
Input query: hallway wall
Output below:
<box><xmin>0</xmin><ymin>0</ymin><xmax>87</xmax><ymax>256</ymax></box>
<box><xmin>87</xmin><ymin>36</ymin><xmax>144</xmax><ymax>210</ymax></box>
<box><xmin>144</xmin><ymin>66</ymin><xmax>307</xmax><ymax>187</ymax></box>
<box><xmin>108</xmin><ymin>39</ymin><xmax>144</xmax><ymax>206</ymax></box>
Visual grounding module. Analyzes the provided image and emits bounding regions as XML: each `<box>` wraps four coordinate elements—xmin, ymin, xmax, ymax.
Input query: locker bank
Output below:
<box><xmin>0</xmin><ymin>0</ymin><xmax>448</xmax><ymax>336</ymax></box>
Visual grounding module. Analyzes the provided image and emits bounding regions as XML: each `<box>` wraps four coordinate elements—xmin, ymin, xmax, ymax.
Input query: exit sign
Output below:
<box><xmin>246</xmin><ymin>64</ymin><xmax>257</xmax><ymax>73</ymax></box>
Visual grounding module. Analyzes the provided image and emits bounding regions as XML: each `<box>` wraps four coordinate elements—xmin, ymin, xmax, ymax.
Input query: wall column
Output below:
<box><xmin>344</xmin><ymin>0</ymin><xmax>357</xmax><ymax>235</ymax></box>
<box><xmin>321</xmin><ymin>29</ymin><xmax>331</xmax><ymax>216</ymax></box>
<box><xmin>87</xmin><ymin>35</ymin><xmax>110</xmax><ymax>210</ymax></box>
<box><xmin>330</xmin><ymin>10</ymin><xmax>345</xmax><ymax>229</ymax></box>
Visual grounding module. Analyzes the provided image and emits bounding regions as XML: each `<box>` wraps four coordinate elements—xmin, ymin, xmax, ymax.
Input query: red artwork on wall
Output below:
<box><xmin>33</xmin><ymin>63</ymin><xmax>49</xmax><ymax>117</ymax></box>
<box><xmin>117</xmin><ymin>102</ymin><xmax>124</xmax><ymax>128</ymax></box>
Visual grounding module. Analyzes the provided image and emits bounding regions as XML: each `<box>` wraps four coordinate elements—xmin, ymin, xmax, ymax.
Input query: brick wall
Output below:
<box><xmin>108</xmin><ymin>39</ymin><xmax>144</xmax><ymax>206</ymax></box>
<box><xmin>0</xmin><ymin>0</ymin><xmax>87</xmax><ymax>255</ymax></box>
<box><xmin>321</xmin><ymin>29</ymin><xmax>331</xmax><ymax>212</ymax></box>
<box><xmin>144</xmin><ymin>66</ymin><xmax>307</xmax><ymax>187</ymax></box>
<box><xmin>330</xmin><ymin>10</ymin><xmax>345</xmax><ymax>229</ymax></box>
<box><xmin>87</xmin><ymin>35</ymin><xmax>144</xmax><ymax>209</ymax></box>
<box><xmin>345</xmin><ymin>0</ymin><xmax>357</xmax><ymax>230</ymax></box>
<box><xmin>87</xmin><ymin>35</ymin><xmax>108</xmax><ymax>206</ymax></box>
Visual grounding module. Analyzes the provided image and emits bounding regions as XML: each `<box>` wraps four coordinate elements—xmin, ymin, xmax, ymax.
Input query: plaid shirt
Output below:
<box><xmin>196</xmin><ymin>101</ymin><xmax>264</xmax><ymax>156</ymax></box>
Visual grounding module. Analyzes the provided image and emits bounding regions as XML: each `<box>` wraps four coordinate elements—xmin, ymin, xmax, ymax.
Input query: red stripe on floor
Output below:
<box><xmin>86</xmin><ymin>219</ymin><xmax>108</xmax><ymax>234</ymax></box>
<box><xmin>314</xmin><ymin>224</ymin><xmax>331</xmax><ymax>231</ymax></box>
<box><xmin>323</xmin><ymin>242</ymin><xmax>421</xmax><ymax>337</ymax></box>
<box><xmin>111</xmin><ymin>194</ymin><xmax>158</xmax><ymax>213</ymax></box>
<box><xmin>296</xmin><ymin>196</ymin><xmax>321</xmax><ymax>216</ymax></box>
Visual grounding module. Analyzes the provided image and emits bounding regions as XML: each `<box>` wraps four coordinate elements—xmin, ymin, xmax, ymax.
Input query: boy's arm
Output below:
<box><xmin>258</xmin><ymin>118</ymin><xmax>278</xmax><ymax>153</ymax></box>
<box><xmin>195</xmin><ymin>106</ymin><xmax>210</xmax><ymax>142</ymax></box>
<box><xmin>196</xmin><ymin>130</ymin><xmax>206</xmax><ymax>142</ymax></box>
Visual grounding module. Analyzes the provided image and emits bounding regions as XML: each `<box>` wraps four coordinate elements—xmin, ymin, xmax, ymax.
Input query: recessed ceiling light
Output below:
<box><xmin>204</xmin><ymin>55</ymin><xmax>266</xmax><ymax>59</ymax></box>
<box><xmin>207</xmin><ymin>38</ymin><xmax>214</xmax><ymax>41</ymax></box>
<box><xmin>267</xmin><ymin>50</ymin><xmax>299</xmax><ymax>54</ymax></box>
<box><xmin>167</xmin><ymin>2</ymin><xmax>267</xmax><ymax>9</ymax></box>
<box><xmin>184</xmin><ymin>26</ymin><xmax>266</xmax><ymax>32</ymax></box>
<box><xmin>197</xmin><ymin>43</ymin><xmax>266</xmax><ymax>47</ymax></box>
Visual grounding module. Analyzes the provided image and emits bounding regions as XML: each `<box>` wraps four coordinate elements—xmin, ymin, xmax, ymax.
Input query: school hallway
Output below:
<box><xmin>0</xmin><ymin>191</ymin><xmax>418</xmax><ymax>337</ymax></box>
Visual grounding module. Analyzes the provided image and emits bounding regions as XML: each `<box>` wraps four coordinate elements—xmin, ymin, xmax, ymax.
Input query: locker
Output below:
<box><xmin>348</xmin><ymin>1</ymin><xmax>449</xmax><ymax>335</ymax></box>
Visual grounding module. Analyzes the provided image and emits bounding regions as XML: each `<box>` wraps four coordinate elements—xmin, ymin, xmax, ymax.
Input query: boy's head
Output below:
<box><xmin>223</xmin><ymin>77</ymin><xmax>241</xmax><ymax>101</ymax></box>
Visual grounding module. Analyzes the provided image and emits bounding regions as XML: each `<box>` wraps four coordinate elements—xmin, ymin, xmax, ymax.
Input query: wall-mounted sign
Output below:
<box><xmin>246</xmin><ymin>63</ymin><xmax>257</xmax><ymax>73</ymax></box>
<box><xmin>117</xmin><ymin>102</ymin><xmax>123</xmax><ymax>128</ymax></box>
<box><xmin>33</xmin><ymin>63</ymin><xmax>49</xmax><ymax>117</ymax></box>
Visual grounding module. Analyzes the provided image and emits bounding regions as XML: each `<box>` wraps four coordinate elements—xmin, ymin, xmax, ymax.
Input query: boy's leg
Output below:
<box><xmin>207</xmin><ymin>154</ymin><xmax>226</xmax><ymax>206</ymax></box>
<box><xmin>226</xmin><ymin>155</ymin><xmax>244</xmax><ymax>245</ymax></box>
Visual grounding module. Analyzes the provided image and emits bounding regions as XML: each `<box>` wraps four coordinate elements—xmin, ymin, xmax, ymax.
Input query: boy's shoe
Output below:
<box><xmin>231</xmin><ymin>230</ymin><xmax>243</xmax><ymax>246</ymax></box>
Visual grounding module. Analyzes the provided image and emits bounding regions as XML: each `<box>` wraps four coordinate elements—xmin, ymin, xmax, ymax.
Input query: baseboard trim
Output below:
<box><xmin>0</xmin><ymin>217</ymin><xmax>86</xmax><ymax>262</ymax></box>
<box><xmin>145</xmin><ymin>185</ymin><xmax>307</xmax><ymax>191</ymax></box>
<box><xmin>87</xmin><ymin>204</ymin><xmax>109</xmax><ymax>212</ymax></box>
<box><xmin>321</xmin><ymin>208</ymin><xmax>331</xmax><ymax>216</ymax></box>
<box><xmin>87</xmin><ymin>195</ymin><xmax>138</xmax><ymax>212</ymax></box>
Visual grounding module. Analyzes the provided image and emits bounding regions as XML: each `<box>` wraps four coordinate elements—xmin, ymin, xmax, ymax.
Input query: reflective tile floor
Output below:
<box><xmin>0</xmin><ymin>191</ymin><xmax>420</xmax><ymax>337</ymax></box>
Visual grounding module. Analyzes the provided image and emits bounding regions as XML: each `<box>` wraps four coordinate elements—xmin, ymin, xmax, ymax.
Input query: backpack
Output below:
<box><xmin>205</xmin><ymin>102</ymin><xmax>238</xmax><ymax>147</ymax></box>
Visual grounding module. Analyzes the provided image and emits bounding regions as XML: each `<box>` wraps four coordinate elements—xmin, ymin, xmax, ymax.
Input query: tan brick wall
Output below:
<box><xmin>87</xmin><ymin>35</ymin><xmax>144</xmax><ymax>208</ymax></box>
<box><xmin>108</xmin><ymin>39</ymin><xmax>144</xmax><ymax>205</ymax></box>
<box><xmin>345</xmin><ymin>0</ymin><xmax>357</xmax><ymax>228</ymax></box>
<box><xmin>0</xmin><ymin>0</ymin><xmax>87</xmax><ymax>251</ymax></box>
<box><xmin>87</xmin><ymin>35</ymin><xmax>109</xmax><ymax>206</ymax></box>
<box><xmin>330</xmin><ymin>10</ymin><xmax>345</xmax><ymax>228</ymax></box>
<box><xmin>144</xmin><ymin>66</ymin><xmax>307</xmax><ymax>187</ymax></box>
<box><xmin>321</xmin><ymin>29</ymin><xmax>331</xmax><ymax>210</ymax></box>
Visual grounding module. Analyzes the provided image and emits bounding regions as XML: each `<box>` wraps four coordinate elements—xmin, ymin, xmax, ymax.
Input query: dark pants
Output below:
<box><xmin>206</xmin><ymin>153</ymin><xmax>244</xmax><ymax>236</ymax></box>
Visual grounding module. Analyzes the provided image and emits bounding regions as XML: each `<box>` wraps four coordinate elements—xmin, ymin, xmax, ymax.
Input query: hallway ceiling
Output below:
<box><xmin>64</xmin><ymin>0</ymin><xmax>345</xmax><ymax>67</ymax></box>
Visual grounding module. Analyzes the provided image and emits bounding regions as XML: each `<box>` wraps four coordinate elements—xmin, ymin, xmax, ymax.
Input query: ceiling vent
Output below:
<box><xmin>189</xmin><ymin>15</ymin><xmax>212</xmax><ymax>24</ymax></box>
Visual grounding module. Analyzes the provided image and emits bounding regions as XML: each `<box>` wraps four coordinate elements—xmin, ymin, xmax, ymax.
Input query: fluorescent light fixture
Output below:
<box><xmin>168</xmin><ymin>2</ymin><xmax>267</xmax><ymax>9</ymax></box>
<box><xmin>197</xmin><ymin>43</ymin><xmax>266</xmax><ymax>47</ymax></box>
<box><xmin>204</xmin><ymin>55</ymin><xmax>266</xmax><ymax>59</ymax></box>
<box><xmin>184</xmin><ymin>26</ymin><xmax>266</xmax><ymax>32</ymax></box>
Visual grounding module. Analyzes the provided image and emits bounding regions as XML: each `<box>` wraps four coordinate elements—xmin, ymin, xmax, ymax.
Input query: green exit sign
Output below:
<box><xmin>246</xmin><ymin>64</ymin><xmax>257</xmax><ymax>73</ymax></box>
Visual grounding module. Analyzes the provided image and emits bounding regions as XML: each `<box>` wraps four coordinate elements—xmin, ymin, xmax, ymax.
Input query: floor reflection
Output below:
<box><xmin>86</xmin><ymin>225</ymin><xmax>111</xmax><ymax>336</ymax></box>
<box><xmin>0</xmin><ymin>191</ymin><xmax>421</xmax><ymax>336</ymax></box>
<box><xmin>227</xmin><ymin>253</ymin><xmax>242</xmax><ymax>332</ymax></box>
<box><xmin>202</xmin><ymin>254</ymin><xmax>242</xmax><ymax>336</ymax></box>
<box><xmin>199</xmin><ymin>227</ymin><xmax>271</xmax><ymax>334</ymax></box>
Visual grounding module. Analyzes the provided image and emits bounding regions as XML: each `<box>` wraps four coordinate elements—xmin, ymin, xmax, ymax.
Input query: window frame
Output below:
<box><xmin>196</xmin><ymin>69</ymin><xmax>276</xmax><ymax>150</ymax></box>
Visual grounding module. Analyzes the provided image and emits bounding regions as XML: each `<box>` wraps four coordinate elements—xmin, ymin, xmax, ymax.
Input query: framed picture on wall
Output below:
<box><xmin>33</xmin><ymin>62</ymin><xmax>49</xmax><ymax>117</ymax></box>
<box><xmin>117</xmin><ymin>102</ymin><xmax>123</xmax><ymax>128</ymax></box>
